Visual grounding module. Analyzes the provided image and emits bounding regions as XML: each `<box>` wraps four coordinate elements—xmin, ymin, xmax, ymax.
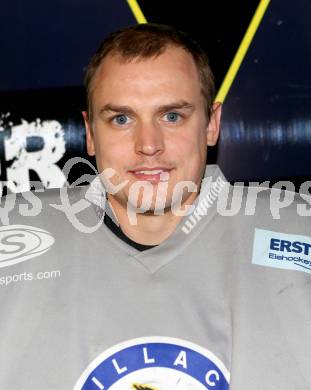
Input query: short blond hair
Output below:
<box><xmin>84</xmin><ymin>23</ymin><xmax>215</xmax><ymax>121</ymax></box>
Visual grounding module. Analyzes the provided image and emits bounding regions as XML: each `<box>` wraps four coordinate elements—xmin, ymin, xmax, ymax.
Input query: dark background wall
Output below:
<box><xmin>218</xmin><ymin>0</ymin><xmax>311</xmax><ymax>184</ymax></box>
<box><xmin>0</xmin><ymin>0</ymin><xmax>309</xmax><ymax>193</ymax></box>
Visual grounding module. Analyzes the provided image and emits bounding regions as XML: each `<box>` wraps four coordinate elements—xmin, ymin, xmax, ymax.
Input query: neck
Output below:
<box><xmin>107</xmin><ymin>190</ymin><xmax>199</xmax><ymax>245</ymax></box>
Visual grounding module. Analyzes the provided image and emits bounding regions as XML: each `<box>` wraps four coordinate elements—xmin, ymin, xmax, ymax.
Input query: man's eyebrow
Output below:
<box><xmin>99</xmin><ymin>101</ymin><xmax>194</xmax><ymax>115</ymax></box>
<box><xmin>156</xmin><ymin>101</ymin><xmax>195</xmax><ymax>112</ymax></box>
<box><xmin>99</xmin><ymin>104</ymin><xmax>134</xmax><ymax>115</ymax></box>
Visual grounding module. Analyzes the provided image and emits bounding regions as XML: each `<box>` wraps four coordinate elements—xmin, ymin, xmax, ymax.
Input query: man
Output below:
<box><xmin>0</xmin><ymin>23</ymin><xmax>310</xmax><ymax>390</ymax></box>
<box><xmin>82</xmin><ymin>23</ymin><xmax>221</xmax><ymax>248</ymax></box>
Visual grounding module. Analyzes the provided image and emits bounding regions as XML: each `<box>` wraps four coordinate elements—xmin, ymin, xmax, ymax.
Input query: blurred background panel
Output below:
<box><xmin>0</xmin><ymin>0</ymin><xmax>136</xmax><ymax>193</ymax></box>
<box><xmin>218</xmin><ymin>0</ymin><xmax>311</xmax><ymax>186</ymax></box>
<box><xmin>1</xmin><ymin>0</ymin><xmax>309</xmax><ymax>193</ymax></box>
<box><xmin>0</xmin><ymin>0</ymin><xmax>135</xmax><ymax>91</ymax></box>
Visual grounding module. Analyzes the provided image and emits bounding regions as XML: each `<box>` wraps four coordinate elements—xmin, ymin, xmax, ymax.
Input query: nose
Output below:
<box><xmin>134</xmin><ymin>121</ymin><xmax>165</xmax><ymax>156</ymax></box>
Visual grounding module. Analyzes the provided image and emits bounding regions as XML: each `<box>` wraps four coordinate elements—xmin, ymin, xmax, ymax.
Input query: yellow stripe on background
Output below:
<box><xmin>127</xmin><ymin>0</ymin><xmax>147</xmax><ymax>23</ymax></box>
<box><xmin>215</xmin><ymin>0</ymin><xmax>271</xmax><ymax>103</ymax></box>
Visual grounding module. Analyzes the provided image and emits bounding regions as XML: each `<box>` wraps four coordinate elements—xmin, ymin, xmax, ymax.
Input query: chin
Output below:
<box><xmin>124</xmin><ymin>196</ymin><xmax>173</xmax><ymax>215</ymax></box>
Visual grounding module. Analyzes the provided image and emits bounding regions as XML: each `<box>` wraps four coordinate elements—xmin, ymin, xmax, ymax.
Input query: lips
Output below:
<box><xmin>134</xmin><ymin>169</ymin><xmax>164</xmax><ymax>174</ymax></box>
<box><xmin>128</xmin><ymin>167</ymin><xmax>172</xmax><ymax>184</ymax></box>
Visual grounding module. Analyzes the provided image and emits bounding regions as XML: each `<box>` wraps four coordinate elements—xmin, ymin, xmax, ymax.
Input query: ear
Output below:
<box><xmin>82</xmin><ymin>111</ymin><xmax>95</xmax><ymax>156</ymax></box>
<box><xmin>206</xmin><ymin>101</ymin><xmax>222</xmax><ymax>146</ymax></box>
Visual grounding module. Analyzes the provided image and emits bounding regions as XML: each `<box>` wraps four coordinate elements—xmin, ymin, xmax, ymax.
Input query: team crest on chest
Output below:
<box><xmin>74</xmin><ymin>336</ymin><xmax>229</xmax><ymax>389</ymax></box>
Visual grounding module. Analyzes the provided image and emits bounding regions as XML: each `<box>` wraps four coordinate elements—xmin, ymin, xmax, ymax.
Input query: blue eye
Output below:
<box><xmin>114</xmin><ymin>114</ymin><xmax>128</xmax><ymax>125</ymax></box>
<box><xmin>165</xmin><ymin>112</ymin><xmax>181</xmax><ymax>122</ymax></box>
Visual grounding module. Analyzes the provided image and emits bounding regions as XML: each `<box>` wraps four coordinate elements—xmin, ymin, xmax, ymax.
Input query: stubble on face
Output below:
<box><xmin>88</xmin><ymin>46</ymin><xmax>210</xmax><ymax>218</ymax></box>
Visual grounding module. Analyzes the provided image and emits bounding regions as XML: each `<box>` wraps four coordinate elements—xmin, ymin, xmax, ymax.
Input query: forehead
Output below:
<box><xmin>91</xmin><ymin>46</ymin><xmax>202</xmax><ymax>105</ymax></box>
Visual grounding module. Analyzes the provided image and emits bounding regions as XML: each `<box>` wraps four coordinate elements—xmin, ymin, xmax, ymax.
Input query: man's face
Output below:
<box><xmin>83</xmin><ymin>45</ymin><xmax>221</xmax><ymax>214</ymax></box>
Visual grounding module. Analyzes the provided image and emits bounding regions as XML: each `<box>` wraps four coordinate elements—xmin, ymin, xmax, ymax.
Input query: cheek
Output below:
<box><xmin>93</xmin><ymin>131</ymin><xmax>127</xmax><ymax>168</ymax></box>
<box><xmin>171</xmin><ymin>131</ymin><xmax>207</xmax><ymax>183</ymax></box>
<box><xmin>169</xmin><ymin>129</ymin><xmax>206</xmax><ymax>163</ymax></box>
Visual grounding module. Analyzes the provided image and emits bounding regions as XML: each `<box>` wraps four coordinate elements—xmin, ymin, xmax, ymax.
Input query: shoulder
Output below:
<box><xmin>214</xmin><ymin>180</ymin><xmax>311</xmax><ymax>252</ymax></box>
<box><xmin>0</xmin><ymin>185</ymin><xmax>90</xmax><ymax>226</ymax></box>
<box><xmin>217</xmin><ymin>181</ymin><xmax>311</xmax><ymax>225</ymax></box>
<box><xmin>221</xmin><ymin>182</ymin><xmax>311</xmax><ymax>276</ymax></box>
<box><xmin>243</xmin><ymin>182</ymin><xmax>311</xmax><ymax>232</ymax></box>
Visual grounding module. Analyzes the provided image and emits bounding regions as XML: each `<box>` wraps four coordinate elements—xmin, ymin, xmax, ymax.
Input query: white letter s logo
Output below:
<box><xmin>0</xmin><ymin>225</ymin><xmax>55</xmax><ymax>268</ymax></box>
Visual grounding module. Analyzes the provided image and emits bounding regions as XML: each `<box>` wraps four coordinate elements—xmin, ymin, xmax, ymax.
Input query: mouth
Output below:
<box><xmin>128</xmin><ymin>167</ymin><xmax>173</xmax><ymax>184</ymax></box>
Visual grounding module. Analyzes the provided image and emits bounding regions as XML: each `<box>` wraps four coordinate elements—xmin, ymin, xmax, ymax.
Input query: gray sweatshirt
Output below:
<box><xmin>0</xmin><ymin>165</ymin><xmax>310</xmax><ymax>389</ymax></box>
